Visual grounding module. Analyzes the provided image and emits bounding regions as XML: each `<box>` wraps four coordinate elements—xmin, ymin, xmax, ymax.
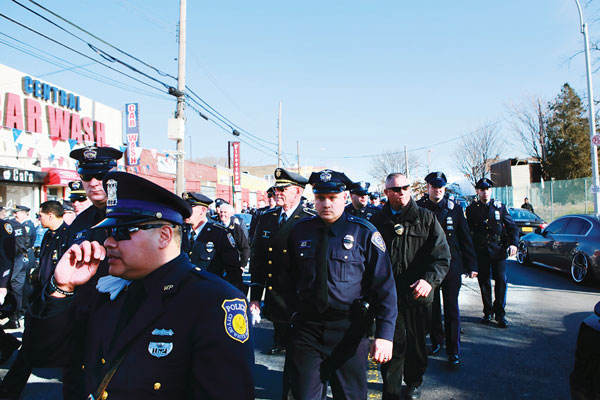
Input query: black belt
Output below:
<box><xmin>298</xmin><ymin>305</ymin><xmax>350</xmax><ymax>322</ymax></box>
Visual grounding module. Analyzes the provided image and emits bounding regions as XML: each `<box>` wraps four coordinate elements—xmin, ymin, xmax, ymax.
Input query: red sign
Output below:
<box><xmin>592</xmin><ymin>135</ymin><xmax>600</xmax><ymax>146</ymax></box>
<box><xmin>232</xmin><ymin>142</ymin><xmax>241</xmax><ymax>191</ymax></box>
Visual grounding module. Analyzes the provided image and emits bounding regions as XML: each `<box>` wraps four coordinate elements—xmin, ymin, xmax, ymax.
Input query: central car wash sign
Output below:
<box><xmin>125</xmin><ymin>103</ymin><xmax>140</xmax><ymax>165</ymax></box>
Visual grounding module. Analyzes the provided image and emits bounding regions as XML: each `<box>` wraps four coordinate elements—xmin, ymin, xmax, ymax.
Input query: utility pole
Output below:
<box><xmin>404</xmin><ymin>145</ymin><xmax>409</xmax><ymax>179</ymax></box>
<box><xmin>278</xmin><ymin>102</ymin><xmax>282</xmax><ymax>168</ymax></box>
<box><xmin>427</xmin><ymin>149</ymin><xmax>432</xmax><ymax>173</ymax></box>
<box><xmin>297</xmin><ymin>140</ymin><xmax>300</xmax><ymax>174</ymax></box>
<box><xmin>175</xmin><ymin>0</ymin><xmax>187</xmax><ymax>195</ymax></box>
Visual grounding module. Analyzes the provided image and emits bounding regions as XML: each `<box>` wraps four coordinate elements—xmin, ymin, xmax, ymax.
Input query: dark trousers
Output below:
<box><xmin>288</xmin><ymin>317</ymin><xmax>369</xmax><ymax>400</ymax></box>
<box><xmin>476</xmin><ymin>255</ymin><xmax>507</xmax><ymax>318</ymax></box>
<box><xmin>8</xmin><ymin>255</ymin><xmax>27</xmax><ymax>319</ymax></box>
<box><xmin>273</xmin><ymin>321</ymin><xmax>290</xmax><ymax>348</ymax></box>
<box><xmin>0</xmin><ymin>345</ymin><xmax>31</xmax><ymax>397</ymax></box>
<box><xmin>430</xmin><ymin>272</ymin><xmax>462</xmax><ymax>355</ymax></box>
<box><xmin>381</xmin><ymin>303</ymin><xmax>430</xmax><ymax>399</ymax></box>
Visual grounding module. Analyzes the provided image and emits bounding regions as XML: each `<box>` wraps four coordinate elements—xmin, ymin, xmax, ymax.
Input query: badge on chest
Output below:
<box><xmin>343</xmin><ymin>235</ymin><xmax>354</xmax><ymax>249</ymax></box>
<box><xmin>148</xmin><ymin>342</ymin><xmax>173</xmax><ymax>358</ymax></box>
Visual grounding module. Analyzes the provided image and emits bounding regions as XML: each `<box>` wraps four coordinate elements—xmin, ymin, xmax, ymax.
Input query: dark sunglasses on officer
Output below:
<box><xmin>386</xmin><ymin>185</ymin><xmax>410</xmax><ymax>193</ymax></box>
<box><xmin>79</xmin><ymin>172</ymin><xmax>107</xmax><ymax>182</ymax></box>
<box><xmin>104</xmin><ymin>223</ymin><xmax>176</xmax><ymax>241</ymax></box>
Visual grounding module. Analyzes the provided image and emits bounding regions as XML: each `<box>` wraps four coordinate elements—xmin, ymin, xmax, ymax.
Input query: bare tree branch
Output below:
<box><xmin>453</xmin><ymin>123</ymin><xmax>503</xmax><ymax>187</ymax></box>
<box><xmin>369</xmin><ymin>150</ymin><xmax>421</xmax><ymax>187</ymax></box>
<box><xmin>507</xmin><ymin>97</ymin><xmax>547</xmax><ymax>168</ymax></box>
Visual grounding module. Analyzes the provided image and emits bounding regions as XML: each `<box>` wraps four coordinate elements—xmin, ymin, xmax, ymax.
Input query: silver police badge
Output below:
<box><xmin>495</xmin><ymin>210</ymin><xmax>500</xmax><ymax>221</ymax></box>
<box><xmin>447</xmin><ymin>216</ymin><xmax>454</xmax><ymax>230</ymax></box>
<box><xmin>343</xmin><ymin>235</ymin><xmax>354</xmax><ymax>249</ymax></box>
<box><xmin>394</xmin><ymin>223</ymin><xmax>405</xmax><ymax>235</ymax></box>
<box><xmin>206</xmin><ymin>241</ymin><xmax>215</xmax><ymax>252</ymax></box>
<box><xmin>83</xmin><ymin>148</ymin><xmax>97</xmax><ymax>160</ymax></box>
<box><xmin>106</xmin><ymin>179</ymin><xmax>118</xmax><ymax>207</ymax></box>
<box><xmin>148</xmin><ymin>342</ymin><xmax>173</xmax><ymax>358</ymax></box>
<box><xmin>320</xmin><ymin>170</ymin><xmax>332</xmax><ymax>182</ymax></box>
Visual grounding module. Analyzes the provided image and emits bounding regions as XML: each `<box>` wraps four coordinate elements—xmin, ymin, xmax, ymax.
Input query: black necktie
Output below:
<box><xmin>110</xmin><ymin>281</ymin><xmax>146</xmax><ymax>349</ymax></box>
<box><xmin>280</xmin><ymin>213</ymin><xmax>288</xmax><ymax>227</ymax></box>
<box><xmin>315</xmin><ymin>226</ymin><xmax>330</xmax><ymax>313</ymax></box>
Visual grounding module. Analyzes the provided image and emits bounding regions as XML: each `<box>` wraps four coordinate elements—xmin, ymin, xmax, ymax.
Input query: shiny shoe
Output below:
<box><xmin>1</xmin><ymin>319</ymin><xmax>19</xmax><ymax>330</ymax></box>
<box><xmin>0</xmin><ymin>335</ymin><xmax>21</xmax><ymax>364</ymax></box>
<box><xmin>496</xmin><ymin>317</ymin><xmax>508</xmax><ymax>328</ymax></box>
<box><xmin>448</xmin><ymin>354</ymin><xmax>460</xmax><ymax>365</ymax></box>
<box><xmin>480</xmin><ymin>314</ymin><xmax>493</xmax><ymax>324</ymax></box>
<box><xmin>406</xmin><ymin>385</ymin><xmax>421</xmax><ymax>399</ymax></box>
<box><xmin>266</xmin><ymin>346</ymin><xmax>286</xmax><ymax>355</ymax></box>
<box><xmin>429</xmin><ymin>344</ymin><xmax>441</xmax><ymax>355</ymax></box>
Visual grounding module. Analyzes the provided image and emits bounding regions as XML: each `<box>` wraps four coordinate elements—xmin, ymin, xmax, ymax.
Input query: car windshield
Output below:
<box><xmin>509</xmin><ymin>209</ymin><xmax>540</xmax><ymax>220</ymax></box>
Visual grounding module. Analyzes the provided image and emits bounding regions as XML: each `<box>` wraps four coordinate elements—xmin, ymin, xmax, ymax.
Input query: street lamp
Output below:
<box><xmin>574</xmin><ymin>0</ymin><xmax>600</xmax><ymax>215</ymax></box>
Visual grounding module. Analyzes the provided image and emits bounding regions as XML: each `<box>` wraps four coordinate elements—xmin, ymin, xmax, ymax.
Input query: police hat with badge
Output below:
<box><xmin>309</xmin><ymin>170</ymin><xmax>353</xmax><ymax>193</ymax></box>
<box><xmin>62</xmin><ymin>200</ymin><xmax>75</xmax><ymax>213</ymax></box>
<box><xmin>369</xmin><ymin>193</ymin><xmax>380</xmax><ymax>200</ymax></box>
<box><xmin>70</xmin><ymin>146</ymin><xmax>123</xmax><ymax>181</ymax></box>
<box><xmin>266</xmin><ymin>187</ymin><xmax>275</xmax><ymax>198</ymax></box>
<box><xmin>90</xmin><ymin>172</ymin><xmax>192</xmax><ymax>233</ymax></box>
<box><xmin>182</xmin><ymin>192</ymin><xmax>213</xmax><ymax>208</ymax></box>
<box><xmin>475</xmin><ymin>178</ymin><xmax>495</xmax><ymax>189</ymax></box>
<box><xmin>214</xmin><ymin>198</ymin><xmax>229</xmax><ymax>208</ymax></box>
<box><xmin>68</xmin><ymin>180</ymin><xmax>87</xmax><ymax>202</ymax></box>
<box><xmin>424</xmin><ymin>171</ymin><xmax>447</xmax><ymax>188</ymax></box>
<box><xmin>14</xmin><ymin>205</ymin><xmax>30</xmax><ymax>213</ymax></box>
<box><xmin>350</xmin><ymin>181</ymin><xmax>370</xmax><ymax>196</ymax></box>
<box><xmin>273</xmin><ymin>168</ymin><xmax>308</xmax><ymax>188</ymax></box>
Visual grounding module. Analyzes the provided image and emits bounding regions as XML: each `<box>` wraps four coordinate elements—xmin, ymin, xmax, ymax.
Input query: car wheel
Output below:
<box><xmin>571</xmin><ymin>253</ymin><xmax>591</xmax><ymax>284</ymax></box>
<box><xmin>517</xmin><ymin>241</ymin><xmax>530</xmax><ymax>265</ymax></box>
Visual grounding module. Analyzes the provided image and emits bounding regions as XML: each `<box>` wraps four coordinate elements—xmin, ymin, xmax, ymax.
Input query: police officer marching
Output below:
<box><xmin>345</xmin><ymin>181</ymin><xmax>381</xmax><ymax>221</ymax></box>
<box><xmin>416</xmin><ymin>172</ymin><xmax>477</xmax><ymax>366</ymax></box>
<box><xmin>466</xmin><ymin>178</ymin><xmax>519</xmax><ymax>328</ymax></box>
<box><xmin>282</xmin><ymin>169</ymin><xmax>397</xmax><ymax>400</ymax></box>
<box><xmin>250</xmin><ymin>168</ymin><xmax>315</xmax><ymax>355</ymax></box>
<box><xmin>0</xmin><ymin>215</ymin><xmax>20</xmax><ymax>366</ymax></box>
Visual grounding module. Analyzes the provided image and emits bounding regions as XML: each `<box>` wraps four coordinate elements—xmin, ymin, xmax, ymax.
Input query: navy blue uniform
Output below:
<box><xmin>25</xmin><ymin>254</ymin><xmax>255</xmax><ymax>399</ymax></box>
<box><xmin>0</xmin><ymin>220</ymin><xmax>15</xmax><ymax>290</ymax></box>
<box><xmin>186</xmin><ymin>220</ymin><xmax>242</xmax><ymax>291</ymax></box>
<box><xmin>344</xmin><ymin>203</ymin><xmax>380</xmax><ymax>221</ymax></box>
<box><xmin>416</xmin><ymin>195</ymin><xmax>477</xmax><ymax>356</ymax></box>
<box><xmin>5</xmin><ymin>220</ymin><xmax>29</xmax><ymax>320</ymax></box>
<box><xmin>37</xmin><ymin>222</ymin><xmax>70</xmax><ymax>290</ymax></box>
<box><xmin>466</xmin><ymin>199</ymin><xmax>518</xmax><ymax>319</ymax></box>
<box><xmin>283</xmin><ymin>212</ymin><xmax>397</xmax><ymax>399</ymax></box>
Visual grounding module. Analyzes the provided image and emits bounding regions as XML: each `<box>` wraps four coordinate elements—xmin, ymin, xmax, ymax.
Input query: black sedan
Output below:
<box><xmin>517</xmin><ymin>214</ymin><xmax>600</xmax><ymax>284</ymax></box>
<box><xmin>508</xmin><ymin>207</ymin><xmax>547</xmax><ymax>237</ymax></box>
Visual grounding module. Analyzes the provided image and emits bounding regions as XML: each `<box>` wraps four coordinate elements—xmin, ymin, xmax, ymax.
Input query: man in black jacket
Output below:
<box><xmin>416</xmin><ymin>172</ymin><xmax>477</xmax><ymax>366</ymax></box>
<box><xmin>371</xmin><ymin>173</ymin><xmax>450</xmax><ymax>400</ymax></box>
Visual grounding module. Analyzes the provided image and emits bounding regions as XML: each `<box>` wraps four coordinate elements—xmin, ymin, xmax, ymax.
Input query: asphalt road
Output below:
<box><xmin>2</xmin><ymin>258</ymin><xmax>599</xmax><ymax>399</ymax></box>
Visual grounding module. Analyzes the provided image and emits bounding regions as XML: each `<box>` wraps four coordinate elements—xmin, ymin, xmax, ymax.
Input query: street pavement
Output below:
<box><xmin>1</xmin><ymin>258</ymin><xmax>598</xmax><ymax>399</ymax></box>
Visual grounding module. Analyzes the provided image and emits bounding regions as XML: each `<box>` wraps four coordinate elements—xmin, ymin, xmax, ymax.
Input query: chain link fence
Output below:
<box><xmin>491</xmin><ymin>177</ymin><xmax>595</xmax><ymax>222</ymax></box>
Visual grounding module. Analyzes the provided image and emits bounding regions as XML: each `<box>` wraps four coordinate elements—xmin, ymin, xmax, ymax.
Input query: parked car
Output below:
<box><xmin>570</xmin><ymin>300</ymin><xmax>600</xmax><ymax>399</ymax></box>
<box><xmin>508</xmin><ymin>207</ymin><xmax>547</xmax><ymax>237</ymax></box>
<box><xmin>517</xmin><ymin>214</ymin><xmax>600</xmax><ymax>284</ymax></box>
<box><xmin>234</xmin><ymin>213</ymin><xmax>253</xmax><ymax>232</ymax></box>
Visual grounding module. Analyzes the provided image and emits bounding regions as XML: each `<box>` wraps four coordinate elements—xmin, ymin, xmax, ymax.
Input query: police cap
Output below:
<box><xmin>475</xmin><ymin>178</ymin><xmax>495</xmax><ymax>189</ymax></box>
<box><xmin>309</xmin><ymin>170</ymin><xmax>353</xmax><ymax>194</ymax></box>
<box><xmin>15</xmin><ymin>205</ymin><xmax>30</xmax><ymax>212</ymax></box>
<box><xmin>62</xmin><ymin>200</ymin><xmax>75</xmax><ymax>212</ymax></box>
<box><xmin>68</xmin><ymin>180</ymin><xmax>87</xmax><ymax>201</ymax></box>
<box><xmin>70</xmin><ymin>146</ymin><xmax>123</xmax><ymax>175</ymax></box>
<box><xmin>91</xmin><ymin>172</ymin><xmax>192</xmax><ymax>229</ymax></box>
<box><xmin>273</xmin><ymin>168</ymin><xmax>308</xmax><ymax>188</ymax></box>
<box><xmin>266</xmin><ymin>187</ymin><xmax>275</xmax><ymax>197</ymax></box>
<box><xmin>370</xmin><ymin>193</ymin><xmax>380</xmax><ymax>200</ymax></box>
<box><xmin>182</xmin><ymin>192</ymin><xmax>213</xmax><ymax>208</ymax></box>
<box><xmin>425</xmin><ymin>171</ymin><xmax>447</xmax><ymax>188</ymax></box>
<box><xmin>350</xmin><ymin>181</ymin><xmax>370</xmax><ymax>195</ymax></box>
<box><xmin>214</xmin><ymin>198</ymin><xmax>229</xmax><ymax>208</ymax></box>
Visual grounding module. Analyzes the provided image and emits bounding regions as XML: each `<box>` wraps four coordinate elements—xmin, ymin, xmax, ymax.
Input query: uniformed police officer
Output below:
<box><xmin>371</xmin><ymin>173</ymin><xmax>450</xmax><ymax>400</ymax></box>
<box><xmin>370</xmin><ymin>192</ymin><xmax>382</xmax><ymax>208</ymax></box>
<box><xmin>416</xmin><ymin>172</ymin><xmax>477</xmax><ymax>366</ymax></box>
<box><xmin>250</xmin><ymin>168</ymin><xmax>315</xmax><ymax>356</ymax></box>
<box><xmin>68</xmin><ymin>180</ymin><xmax>92</xmax><ymax>215</ymax></box>
<box><xmin>61</xmin><ymin>200</ymin><xmax>77</xmax><ymax>225</ymax></box>
<box><xmin>249</xmin><ymin>187</ymin><xmax>276</xmax><ymax>240</ymax></box>
<box><xmin>466</xmin><ymin>178</ymin><xmax>519</xmax><ymax>328</ymax></box>
<box><xmin>217</xmin><ymin>202</ymin><xmax>251</xmax><ymax>266</ymax></box>
<box><xmin>283</xmin><ymin>169</ymin><xmax>398</xmax><ymax>400</ymax></box>
<box><xmin>345</xmin><ymin>181</ymin><xmax>381</xmax><ymax>221</ymax></box>
<box><xmin>25</xmin><ymin>172</ymin><xmax>255</xmax><ymax>399</ymax></box>
<box><xmin>182</xmin><ymin>192</ymin><xmax>243</xmax><ymax>292</ymax></box>
<box><xmin>0</xmin><ymin>219</ymin><xmax>20</xmax><ymax>365</ymax></box>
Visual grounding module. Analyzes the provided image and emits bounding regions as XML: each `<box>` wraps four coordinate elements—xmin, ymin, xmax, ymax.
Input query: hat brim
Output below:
<box><xmin>428</xmin><ymin>178</ymin><xmax>446</xmax><ymax>188</ymax></box>
<box><xmin>313</xmin><ymin>183</ymin><xmax>347</xmax><ymax>194</ymax></box>
<box><xmin>351</xmin><ymin>190</ymin><xmax>369</xmax><ymax>196</ymax></box>
<box><xmin>90</xmin><ymin>216</ymin><xmax>156</xmax><ymax>230</ymax></box>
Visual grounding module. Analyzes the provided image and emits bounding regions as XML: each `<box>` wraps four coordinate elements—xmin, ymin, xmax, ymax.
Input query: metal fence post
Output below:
<box><xmin>585</xmin><ymin>179</ymin><xmax>588</xmax><ymax>214</ymax></box>
<box><xmin>551</xmin><ymin>178</ymin><xmax>555</xmax><ymax>221</ymax></box>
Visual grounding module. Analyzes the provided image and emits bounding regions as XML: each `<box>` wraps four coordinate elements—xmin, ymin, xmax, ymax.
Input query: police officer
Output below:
<box><xmin>68</xmin><ymin>180</ymin><xmax>92</xmax><ymax>215</ymax></box>
<box><xmin>370</xmin><ymin>192</ymin><xmax>382</xmax><ymax>208</ymax></box>
<box><xmin>182</xmin><ymin>192</ymin><xmax>243</xmax><ymax>292</ymax></box>
<box><xmin>61</xmin><ymin>200</ymin><xmax>77</xmax><ymax>225</ymax></box>
<box><xmin>25</xmin><ymin>172</ymin><xmax>255</xmax><ymax>399</ymax></box>
<box><xmin>283</xmin><ymin>169</ymin><xmax>398</xmax><ymax>400</ymax></box>
<box><xmin>371</xmin><ymin>173</ymin><xmax>450</xmax><ymax>400</ymax></box>
<box><xmin>466</xmin><ymin>178</ymin><xmax>519</xmax><ymax>328</ymax></box>
<box><xmin>249</xmin><ymin>187</ymin><xmax>276</xmax><ymax>240</ymax></box>
<box><xmin>416</xmin><ymin>172</ymin><xmax>477</xmax><ymax>366</ymax></box>
<box><xmin>345</xmin><ymin>181</ymin><xmax>380</xmax><ymax>221</ymax></box>
<box><xmin>250</xmin><ymin>168</ymin><xmax>315</xmax><ymax>356</ymax></box>
<box><xmin>0</xmin><ymin>218</ymin><xmax>20</xmax><ymax>365</ymax></box>
<box><xmin>217</xmin><ymin>202</ymin><xmax>251</xmax><ymax>266</ymax></box>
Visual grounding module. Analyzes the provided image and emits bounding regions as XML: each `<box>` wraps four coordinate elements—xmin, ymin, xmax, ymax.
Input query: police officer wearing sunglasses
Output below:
<box><xmin>25</xmin><ymin>172</ymin><xmax>255</xmax><ymax>400</ymax></box>
<box><xmin>344</xmin><ymin>181</ymin><xmax>381</xmax><ymax>221</ymax></box>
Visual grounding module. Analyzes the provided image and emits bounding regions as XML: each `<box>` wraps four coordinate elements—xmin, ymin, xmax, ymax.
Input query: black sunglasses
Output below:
<box><xmin>105</xmin><ymin>224</ymin><xmax>175</xmax><ymax>241</ymax></box>
<box><xmin>80</xmin><ymin>172</ymin><xmax>106</xmax><ymax>182</ymax></box>
<box><xmin>387</xmin><ymin>185</ymin><xmax>410</xmax><ymax>193</ymax></box>
<box><xmin>274</xmin><ymin>185</ymin><xmax>291</xmax><ymax>192</ymax></box>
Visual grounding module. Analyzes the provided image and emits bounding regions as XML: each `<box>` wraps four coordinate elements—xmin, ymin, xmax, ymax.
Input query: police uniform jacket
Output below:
<box><xmin>416</xmin><ymin>195</ymin><xmax>477</xmax><ymax>277</ymax></box>
<box><xmin>25</xmin><ymin>253</ymin><xmax>255</xmax><ymax>399</ymax></box>
<box><xmin>0</xmin><ymin>219</ymin><xmax>15</xmax><ymax>288</ymax></box>
<box><xmin>371</xmin><ymin>199</ymin><xmax>450</xmax><ymax>306</ymax></box>
<box><xmin>344</xmin><ymin>203</ymin><xmax>380</xmax><ymax>221</ymax></box>
<box><xmin>249</xmin><ymin>204</ymin><xmax>316</xmax><ymax>323</ymax></box>
<box><xmin>222</xmin><ymin>217</ymin><xmax>251</xmax><ymax>267</ymax></box>
<box><xmin>248</xmin><ymin>206</ymin><xmax>269</xmax><ymax>240</ymax></box>
<box><xmin>8</xmin><ymin>220</ymin><xmax>29</xmax><ymax>257</ymax></box>
<box><xmin>38</xmin><ymin>222</ymin><xmax>70</xmax><ymax>288</ymax></box>
<box><xmin>284</xmin><ymin>212</ymin><xmax>398</xmax><ymax>341</ymax></box>
<box><xmin>465</xmin><ymin>199</ymin><xmax>519</xmax><ymax>261</ymax></box>
<box><xmin>186</xmin><ymin>220</ymin><xmax>242</xmax><ymax>290</ymax></box>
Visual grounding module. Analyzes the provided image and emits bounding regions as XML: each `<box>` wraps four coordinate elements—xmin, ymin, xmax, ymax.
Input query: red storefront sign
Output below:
<box><xmin>232</xmin><ymin>142</ymin><xmax>241</xmax><ymax>192</ymax></box>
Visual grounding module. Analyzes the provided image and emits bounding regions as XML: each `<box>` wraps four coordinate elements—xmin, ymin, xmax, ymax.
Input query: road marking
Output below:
<box><xmin>367</xmin><ymin>358</ymin><xmax>382</xmax><ymax>399</ymax></box>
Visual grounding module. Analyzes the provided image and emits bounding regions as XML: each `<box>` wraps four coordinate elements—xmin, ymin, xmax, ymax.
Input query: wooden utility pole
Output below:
<box><xmin>278</xmin><ymin>102</ymin><xmax>282</xmax><ymax>167</ymax></box>
<box><xmin>175</xmin><ymin>0</ymin><xmax>187</xmax><ymax>195</ymax></box>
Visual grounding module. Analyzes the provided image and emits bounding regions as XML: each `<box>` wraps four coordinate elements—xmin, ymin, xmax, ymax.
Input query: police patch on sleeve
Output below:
<box><xmin>227</xmin><ymin>233</ymin><xmax>237</xmax><ymax>248</ymax></box>
<box><xmin>4</xmin><ymin>223</ymin><xmax>12</xmax><ymax>235</ymax></box>
<box><xmin>371</xmin><ymin>231</ymin><xmax>386</xmax><ymax>252</ymax></box>
<box><xmin>222</xmin><ymin>298</ymin><xmax>249</xmax><ymax>343</ymax></box>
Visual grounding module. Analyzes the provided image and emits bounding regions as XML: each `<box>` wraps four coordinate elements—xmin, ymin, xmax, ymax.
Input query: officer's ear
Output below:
<box><xmin>157</xmin><ymin>224</ymin><xmax>176</xmax><ymax>249</ymax></box>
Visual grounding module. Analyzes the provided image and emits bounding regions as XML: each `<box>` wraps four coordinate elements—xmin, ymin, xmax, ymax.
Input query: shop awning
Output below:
<box><xmin>43</xmin><ymin>168</ymin><xmax>80</xmax><ymax>186</ymax></box>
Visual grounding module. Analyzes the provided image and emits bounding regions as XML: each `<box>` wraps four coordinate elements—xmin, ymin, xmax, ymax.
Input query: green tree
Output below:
<box><xmin>544</xmin><ymin>83</ymin><xmax>591</xmax><ymax>180</ymax></box>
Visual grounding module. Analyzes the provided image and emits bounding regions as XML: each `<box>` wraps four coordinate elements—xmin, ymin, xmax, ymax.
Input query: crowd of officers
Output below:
<box><xmin>0</xmin><ymin>145</ymin><xmax>520</xmax><ymax>400</ymax></box>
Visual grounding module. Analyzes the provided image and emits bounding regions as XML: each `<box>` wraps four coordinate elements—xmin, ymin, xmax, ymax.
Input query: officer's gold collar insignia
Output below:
<box><xmin>222</xmin><ymin>298</ymin><xmax>249</xmax><ymax>343</ymax></box>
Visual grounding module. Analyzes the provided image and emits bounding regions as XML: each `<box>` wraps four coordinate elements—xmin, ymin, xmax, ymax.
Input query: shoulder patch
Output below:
<box><xmin>371</xmin><ymin>231</ymin><xmax>386</xmax><ymax>252</ymax></box>
<box><xmin>347</xmin><ymin>215</ymin><xmax>378</xmax><ymax>232</ymax></box>
<box><xmin>222</xmin><ymin>298</ymin><xmax>249</xmax><ymax>343</ymax></box>
<box><xmin>4</xmin><ymin>223</ymin><xmax>12</xmax><ymax>235</ymax></box>
<box><xmin>494</xmin><ymin>200</ymin><xmax>502</xmax><ymax>209</ymax></box>
<box><xmin>448</xmin><ymin>201</ymin><xmax>454</xmax><ymax>210</ymax></box>
<box><xmin>227</xmin><ymin>232</ymin><xmax>237</xmax><ymax>248</ymax></box>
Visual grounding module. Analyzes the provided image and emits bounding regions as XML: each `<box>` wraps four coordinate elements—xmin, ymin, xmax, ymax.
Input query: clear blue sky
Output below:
<box><xmin>1</xmin><ymin>0</ymin><xmax>597</xmax><ymax>184</ymax></box>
